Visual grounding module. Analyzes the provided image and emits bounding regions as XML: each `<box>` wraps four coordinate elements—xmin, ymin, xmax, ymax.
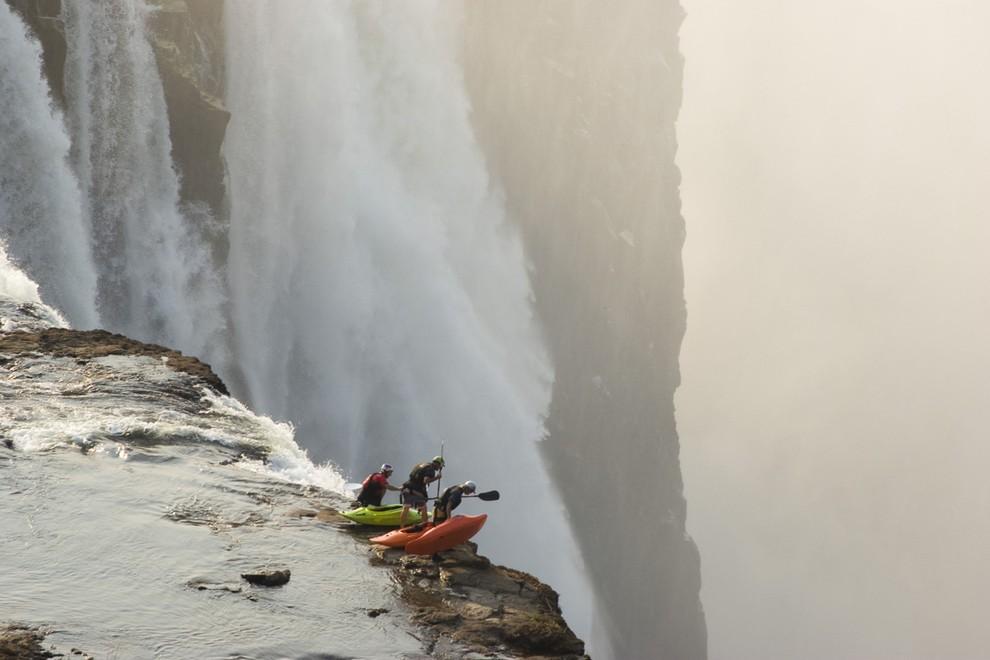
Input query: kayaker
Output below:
<box><xmin>399</xmin><ymin>456</ymin><xmax>444</xmax><ymax>528</ymax></box>
<box><xmin>355</xmin><ymin>463</ymin><xmax>401</xmax><ymax>507</ymax></box>
<box><xmin>432</xmin><ymin>481</ymin><xmax>477</xmax><ymax>525</ymax></box>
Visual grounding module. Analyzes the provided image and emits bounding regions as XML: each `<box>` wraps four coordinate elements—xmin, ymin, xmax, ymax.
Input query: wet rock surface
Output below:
<box><xmin>0</xmin><ymin>328</ymin><xmax>228</xmax><ymax>394</ymax></box>
<box><xmin>0</xmin><ymin>624</ymin><xmax>92</xmax><ymax>660</ymax></box>
<box><xmin>0</xmin><ymin>624</ymin><xmax>52</xmax><ymax>660</ymax></box>
<box><xmin>339</xmin><ymin>516</ymin><xmax>588</xmax><ymax>660</ymax></box>
<box><xmin>241</xmin><ymin>568</ymin><xmax>291</xmax><ymax>587</ymax></box>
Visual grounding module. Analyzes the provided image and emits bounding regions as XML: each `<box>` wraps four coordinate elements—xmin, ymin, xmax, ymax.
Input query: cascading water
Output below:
<box><xmin>0</xmin><ymin>2</ymin><xmax>98</xmax><ymax>328</ymax></box>
<box><xmin>224</xmin><ymin>0</ymin><xmax>597</xmax><ymax>642</ymax></box>
<box><xmin>0</xmin><ymin>242</ymin><xmax>69</xmax><ymax>331</ymax></box>
<box><xmin>61</xmin><ymin>0</ymin><xmax>226</xmax><ymax>362</ymax></box>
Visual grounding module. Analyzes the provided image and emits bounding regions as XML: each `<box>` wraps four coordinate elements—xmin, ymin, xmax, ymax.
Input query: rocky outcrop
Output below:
<box><xmin>371</xmin><ymin>542</ymin><xmax>587</xmax><ymax>660</ymax></box>
<box><xmin>0</xmin><ymin>624</ymin><xmax>91</xmax><ymax>660</ymax></box>
<box><xmin>302</xmin><ymin>507</ymin><xmax>587</xmax><ymax>659</ymax></box>
<box><xmin>0</xmin><ymin>328</ymin><xmax>228</xmax><ymax>394</ymax></box>
<box><xmin>0</xmin><ymin>625</ymin><xmax>53</xmax><ymax>660</ymax></box>
<box><xmin>240</xmin><ymin>568</ymin><xmax>291</xmax><ymax>587</ymax></box>
<box><xmin>462</xmin><ymin>3</ymin><xmax>706</xmax><ymax>658</ymax></box>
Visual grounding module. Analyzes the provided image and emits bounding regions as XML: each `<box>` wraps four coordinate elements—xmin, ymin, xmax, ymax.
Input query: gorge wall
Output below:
<box><xmin>461</xmin><ymin>3</ymin><xmax>706</xmax><ymax>658</ymax></box>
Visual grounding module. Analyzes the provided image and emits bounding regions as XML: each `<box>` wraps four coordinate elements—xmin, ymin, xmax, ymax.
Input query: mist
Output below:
<box><xmin>677</xmin><ymin>1</ymin><xmax>990</xmax><ymax>659</ymax></box>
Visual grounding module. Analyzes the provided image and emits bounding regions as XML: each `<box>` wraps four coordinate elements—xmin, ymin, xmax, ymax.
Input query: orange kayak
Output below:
<box><xmin>404</xmin><ymin>514</ymin><xmax>487</xmax><ymax>555</ymax></box>
<box><xmin>370</xmin><ymin>523</ymin><xmax>432</xmax><ymax>548</ymax></box>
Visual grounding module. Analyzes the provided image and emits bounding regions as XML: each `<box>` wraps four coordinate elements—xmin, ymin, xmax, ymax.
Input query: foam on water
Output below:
<box><xmin>199</xmin><ymin>390</ymin><xmax>349</xmax><ymax>493</ymax></box>
<box><xmin>0</xmin><ymin>243</ymin><xmax>69</xmax><ymax>331</ymax></box>
<box><xmin>0</xmin><ymin>349</ymin><xmax>348</xmax><ymax>495</ymax></box>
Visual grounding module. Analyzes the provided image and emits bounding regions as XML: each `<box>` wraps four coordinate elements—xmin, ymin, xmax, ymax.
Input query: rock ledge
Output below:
<box><xmin>370</xmin><ymin>541</ymin><xmax>589</xmax><ymax>660</ymax></box>
<box><xmin>0</xmin><ymin>328</ymin><xmax>228</xmax><ymax>394</ymax></box>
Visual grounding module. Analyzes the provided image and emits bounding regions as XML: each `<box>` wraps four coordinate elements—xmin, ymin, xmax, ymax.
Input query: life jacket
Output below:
<box><xmin>433</xmin><ymin>485</ymin><xmax>463</xmax><ymax>523</ymax></box>
<box><xmin>437</xmin><ymin>484</ymin><xmax>459</xmax><ymax>508</ymax></box>
<box><xmin>357</xmin><ymin>472</ymin><xmax>387</xmax><ymax>504</ymax></box>
<box><xmin>404</xmin><ymin>462</ymin><xmax>436</xmax><ymax>494</ymax></box>
<box><xmin>362</xmin><ymin>472</ymin><xmax>385</xmax><ymax>490</ymax></box>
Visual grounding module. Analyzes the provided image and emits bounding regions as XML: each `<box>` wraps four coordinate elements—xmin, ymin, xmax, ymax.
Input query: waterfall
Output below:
<box><xmin>224</xmin><ymin>0</ymin><xmax>595</xmax><ymax>636</ymax></box>
<box><xmin>0</xmin><ymin>2</ymin><xmax>98</xmax><ymax>328</ymax></box>
<box><xmin>61</xmin><ymin>0</ymin><xmax>226</xmax><ymax>362</ymax></box>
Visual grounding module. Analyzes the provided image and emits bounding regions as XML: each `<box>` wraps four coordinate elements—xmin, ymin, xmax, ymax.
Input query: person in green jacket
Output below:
<box><xmin>399</xmin><ymin>455</ymin><xmax>444</xmax><ymax>528</ymax></box>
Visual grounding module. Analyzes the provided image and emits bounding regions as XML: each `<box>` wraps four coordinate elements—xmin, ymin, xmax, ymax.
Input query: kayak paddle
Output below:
<box><xmin>427</xmin><ymin>489</ymin><xmax>499</xmax><ymax>501</ymax></box>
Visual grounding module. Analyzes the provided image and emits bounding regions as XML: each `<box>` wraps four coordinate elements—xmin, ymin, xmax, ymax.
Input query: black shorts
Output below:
<box><xmin>401</xmin><ymin>487</ymin><xmax>428</xmax><ymax>507</ymax></box>
<box><xmin>357</xmin><ymin>493</ymin><xmax>383</xmax><ymax>508</ymax></box>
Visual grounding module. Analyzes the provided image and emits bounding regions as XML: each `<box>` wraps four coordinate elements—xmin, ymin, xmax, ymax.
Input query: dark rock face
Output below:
<box><xmin>0</xmin><ymin>328</ymin><xmax>228</xmax><ymax>394</ymax></box>
<box><xmin>145</xmin><ymin>0</ymin><xmax>230</xmax><ymax>221</ymax></box>
<box><xmin>6</xmin><ymin>0</ymin><xmax>66</xmax><ymax>107</ymax></box>
<box><xmin>369</xmin><ymin>541</ymin><xmax>587</xmax><ymax>660</ymax></box>
<box><xmin>461</xmin><ymin>2</ymin><xmax>707</xmax><ymax>658</ymax></box>
<box><xmin>241</xmin><ymin>569</ymin><xmax>291</xmax><ymax>587</ymax></box>
<box><xmin>0</xmin><ymin>624</ymin><xmax>53</xmax><ymax>660</ymax></box>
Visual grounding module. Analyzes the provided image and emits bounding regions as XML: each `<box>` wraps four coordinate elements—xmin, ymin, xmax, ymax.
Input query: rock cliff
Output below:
<box><xmin>462</xmin><ymin>2</ymin><xmax>707</xmax><ymax>658</ymax></box>
<box><xmin>324</xmin><ymin>512</ymin><xmax>590</xmax><ymax>660</ymax></box>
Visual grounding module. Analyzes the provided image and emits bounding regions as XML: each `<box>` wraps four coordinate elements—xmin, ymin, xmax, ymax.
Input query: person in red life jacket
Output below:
<box><xmin>432</xmin><ymin>481</ymin><xmax>476</xmax><ymax>525</ymax></box>
<box><xmin>399</xmin><ymin>455</ymin><xmax>444</xmax><ymax>528</ymax></box>
<box><xmin>356</xmin><ymin>464</ymin><xmax>401</xmax><ymax>507</ymax></box>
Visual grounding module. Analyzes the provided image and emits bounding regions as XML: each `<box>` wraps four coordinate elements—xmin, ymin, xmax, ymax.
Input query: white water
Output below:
<box><xmin>0</xmin><ymin>239</ymin><xmax>344</xmax><ymax>494</ymax></box>
<box><xmin>224</xmin><ymin>0</ymin><xmax>595</xmax><ymax>641</ymax></box>
<box><xmin>1</xmin><ymin>351</ymin><xmax>348</xmax><ymax>494</ymax></box>
<box><xmin>0</xmin><ymin>243</ymin><xmax>69</xmax><ymax>331</ymax></box>
<box><xmin>61</xmin><ymin>0</ymin><xmax>227</xmax><ymax>362</ymax></box>
<box><xmin>0</xmin><ymin>3</ymin><xmax>98</xmax><ymax>328</ymax></box>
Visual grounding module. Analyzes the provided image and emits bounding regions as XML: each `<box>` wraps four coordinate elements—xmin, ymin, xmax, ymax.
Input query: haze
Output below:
<box><xmin>678</xmin><ymin>1</ymin><xmax>990</xmax><ymax>658</ymax></box>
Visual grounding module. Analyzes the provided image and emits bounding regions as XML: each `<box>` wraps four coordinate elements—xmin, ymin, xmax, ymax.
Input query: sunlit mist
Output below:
<box><xmin>678</xmin><ymin>1</ymin><xmax>990</xmax><ymax>659</ymax></box>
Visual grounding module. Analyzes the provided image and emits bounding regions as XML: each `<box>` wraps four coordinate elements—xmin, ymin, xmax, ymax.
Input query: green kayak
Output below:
<box><xmin>341</xmin><ymin>504</ymin><xmax>424</xmax><ymax>527</ymax></box>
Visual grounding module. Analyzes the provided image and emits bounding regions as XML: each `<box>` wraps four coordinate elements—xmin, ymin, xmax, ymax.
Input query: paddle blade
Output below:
<box><xmin>476</xmin><ymin>490</ymin><xmax>500</xmax><ymax>501</ymax></box>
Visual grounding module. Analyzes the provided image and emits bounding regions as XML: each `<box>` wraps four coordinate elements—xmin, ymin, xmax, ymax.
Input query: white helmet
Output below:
<box><xmin>380</xmin><ymin>463</ymin><xmax>393</xmax><ymax>474</ymax></box>
<box><xmin>462</xmin><ymin>480</ymin><xmax>477</xmax><ymax>493</ymax></box>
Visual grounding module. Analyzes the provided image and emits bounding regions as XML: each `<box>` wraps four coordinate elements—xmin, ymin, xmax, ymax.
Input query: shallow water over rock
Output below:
<box><xmin>0</xmin><ymin>441</ymin><xmax>425</xmax><ymax>659</ymax></box>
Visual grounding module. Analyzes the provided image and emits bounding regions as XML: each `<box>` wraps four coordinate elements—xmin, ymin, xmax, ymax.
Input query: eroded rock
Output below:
<box><xmin>241</xmin><ymin>569</ymin><xmax>290</xmax><ymax>587</ymax></box>
<box><xmin>0</xmin><ymin>624</ymin><xmax>53</xmax><ymax>660</ymax></box>
<box><xmin>0</xmin><ymin>329</ymin><xmax>228</xmax><ymax>394</ymax></box>
<box><xmin>369</xmin><ymin>542</ymin><xmax>587</xmax><ymax>659</ymax></box>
